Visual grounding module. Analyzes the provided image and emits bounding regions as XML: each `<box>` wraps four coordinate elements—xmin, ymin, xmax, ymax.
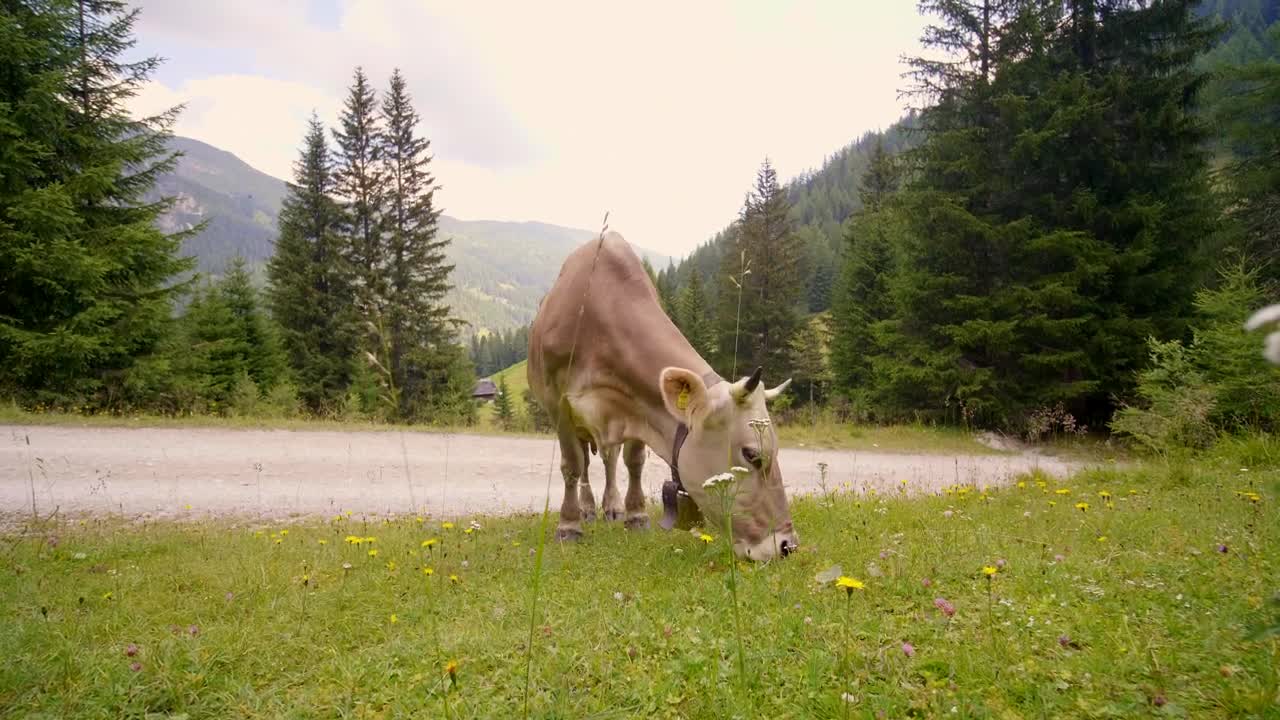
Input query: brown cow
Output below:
<box><xmin>527</xmin><ymin>231</ymin><xmax>798</xmax><ymax>561</ymax></box>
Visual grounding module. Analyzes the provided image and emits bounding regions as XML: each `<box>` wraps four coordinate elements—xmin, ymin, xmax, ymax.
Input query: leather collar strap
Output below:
<box><xmin>660</xmin><ymin>370</ymin><xmax>722</xmax><ymax>530</ymax></box>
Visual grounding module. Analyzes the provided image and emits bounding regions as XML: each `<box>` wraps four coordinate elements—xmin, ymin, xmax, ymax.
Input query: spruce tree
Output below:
<box><xmin>378</xmin><ymin>68</ymin><xmax>470</xmax><ymax>421</ymax></box>
<box><xmin>493</xmin><ymin>375</ymin><xmax>515</xmax><ymax>430</ymax></box>
<box><xmin>332</xmin><ymin>67</ymin><xmax>388</xmax><ymax>320</ymax></box>
<box><xmin>179</xmin><ymin>282</ymin><xmax>244</xmax><ymax>412</ymax></box>
<box><xmin>1216</xmin><ymin>25</ymin><xmax>1280</xmax><ymax>282</ymax></box>
<box><xmin>268</xmin><ymin>115</ymin><xmax>357</xmax><ymax>415</ymax></box>
<box><xmin>830</xmin><ymin>140</ymin><xmax>901</xmax><ymax>404</ymax></box>
<box><xmin>0</xmin><ymin>0</ymin><xmax>194</xmax><ymax>407</ymax></box>
<box><xmin>676</xmin><ymin>267</ymin><xmax>716</xmax><ymax>360</ymax></box>
<box><xmin>219</xmin><ymin>257</ymin><xmax>287</xmax><ymax>393</ymax></box>
<box><xmin>716</xmin><ymin>159</ymin><xmax>803</xmax><ymax>378</ymax></box>
<box><xmin>878</xmin><ymin>0</ymin><xmax>1220</xmax><ymax>428</ymax></box>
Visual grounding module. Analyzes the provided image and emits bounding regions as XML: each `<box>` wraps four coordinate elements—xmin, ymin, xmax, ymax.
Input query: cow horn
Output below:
<box><xmin>764</xmin><ymin>378</ymin><xmax>792</xmax><ymax>401</ymax></box>
<box><xmin>744</xmin><ymin>366</ymin><xmax>763</xmax><ymax>393</ymax></box>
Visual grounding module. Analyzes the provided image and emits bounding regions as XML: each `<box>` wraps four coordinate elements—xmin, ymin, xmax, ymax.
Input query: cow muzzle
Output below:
<box><xmin>735</xmin><ymin>524</ymin><xmax>799</xmax><ymax>562</ymax></box>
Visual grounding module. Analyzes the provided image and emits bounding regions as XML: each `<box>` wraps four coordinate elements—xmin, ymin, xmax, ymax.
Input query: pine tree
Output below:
<box><xmin>1216</xmin><ymin>25</ymin><xmax>1280</xmax><ymax>282</ymax></box>
<box><xmin>676</xmin><ymin>267</ymin><xmax>716</xmax><ymax>360</ymax></box>
<box><xmin>493</xmin><ymin>375</ymin><xmax>515</xmax><ymax>430</ymax></box>
<box><xmin>377</xmin><ymin>68</ymin><xmax>471</xmax><ymax>422</ymax></box>
<box><xmin>179</xmin><ymin>282</ymin><xmax>244</xmax><ymax>412</ymax></box>
<box><xmin>268</xmin><ymin>115</ymin><xmax>357</xmax><ymax>415</ymax></box>
<box><xmin>877</xmin><ymin>0</ymin><xmax>1220</xmax><ymax>428</ymax></box>
<box><xmin>332</xmin><ymin>67</ymin><xmax>388</xmax><ymax>320</ymax></box>
<box><xmin>0</xmin><ymin>0</ymin><xmax>194</xmax><ymax>407</ymax></box>
<box><xmin>788</xmin><ymin>314</ymin><xmax>833</xmax><ymax>407</ymax></box>
<box><xmin>716</xmin><ymin>159</ymin><xmax>803</xmax><ymax>378</ymax></box>
<box><xmin>830</xmin><ymin>140</ymin><xmax>901</xmax><ymax>403</ymax></box>
<box><xmin>219</xmin><ymin>257</ymin><xmax>287</xmax><ymax>393</ymax></box>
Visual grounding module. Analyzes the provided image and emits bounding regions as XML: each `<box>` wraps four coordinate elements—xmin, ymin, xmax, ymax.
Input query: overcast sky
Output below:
<box><xmin>127</xmin><ymin>1</ymin><xmax>927</xmax><ymax>257</ymax></box>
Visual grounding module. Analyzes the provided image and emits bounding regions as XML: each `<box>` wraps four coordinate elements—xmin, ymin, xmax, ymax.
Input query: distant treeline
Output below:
<box><xmin>471</xmin><ymin>326</ymin><xmax>531</xmax><ymax>379</ymax></box>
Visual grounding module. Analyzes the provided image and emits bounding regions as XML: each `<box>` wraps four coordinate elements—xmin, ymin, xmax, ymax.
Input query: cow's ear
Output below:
<box><xmin>660</xmin><ymin>367</ymin><xmax>709</xmax><ymax>422</ymax></box>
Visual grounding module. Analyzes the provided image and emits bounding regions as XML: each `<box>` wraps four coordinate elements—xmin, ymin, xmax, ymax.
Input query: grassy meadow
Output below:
<box><xmin>2</xmin><ymin>440</ymin><xmax>1276</xmax><ymax>719</ymax></box>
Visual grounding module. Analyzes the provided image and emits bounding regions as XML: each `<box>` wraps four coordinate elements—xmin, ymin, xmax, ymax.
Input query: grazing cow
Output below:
<box><xmin>528</xmin><ymin>231</ymin><xmax>798</xmax><ymax>561</ymax></box>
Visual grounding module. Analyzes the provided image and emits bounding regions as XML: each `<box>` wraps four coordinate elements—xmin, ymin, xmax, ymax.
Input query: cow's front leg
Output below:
<box><xmin>623</xmin><ymin>440</ymin><xmax>649</xmax><ymax>530</ymax></box>
<box><xmin>600</xmin><ymin>444</ymin><xmax>624</xmax><ymax>521</ymax></box>
<box><xmin>556</xmin><ymin>427</ymin><xmax>587</xmax><ymax>541</ymax></box>
<box><xmin>577</xmin><ymin>440</ymin><xmax>597</xmax><ymax>523</ymax></box>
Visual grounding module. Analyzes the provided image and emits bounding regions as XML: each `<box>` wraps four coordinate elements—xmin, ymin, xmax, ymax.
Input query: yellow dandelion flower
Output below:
<box><xmin>386</xmin><ymin>561</ymin><xmax>397</xmax><ymax>572</ymax></box>
<box><xmin>982</xmin><ymin>566</ymin><xmax>998</xmax><ymax>576</ymax></box>
<box><xmin>416</xmin><ymin>516</ymin><xmax>425</xmax><ymax>524</ymax></box>
<box><xmin>345</xmin><ymin>535</ymin><xmax>360</xmax><ymax>545</ymax></box>
<box><xmin>274</xmin><ymin>538</ymin><xmax>282</xmax><ymax>545</ymax></box>
<box><xmin>1105</xmin><ymin>501</ymin><xmax>1115</xmax><ymax>509</ymax></box>
<box><xmin>280</xmin><ymin>529</ymin><xmax>289</xmax><ymax>536</ymax></box>
<box><xmin>422</xmin><ymin>567</ymin><xmax>434</xmax><ymax>576</ymax></box>
<box><xmin>102</xmin><ymin>591</ymin><xmax>114</xmax><ymax>600</ymax></box>
<box><xmin>1075</xmin><ymin>502</ymin><xmax>1089</xmax><ymax>512</ymax></box>
<box><xmin>368</xmin><ymin>549</ymin><xmax>378</xmax><ymax>557</ymax></box>
<box><xmin>699</xmin><ymin>533</ymin><xmax>713</xmax><ymax>543</ymax></box>
<box><xmin>389</xmin><ymin>614</ymin><xmax>398</xmax><ymax>624</ymax></box>
<box><xmin>449</xmin><ymin>574</ymin><xmax>460</xmax><ymax>583</ymax></box>
<box><xmin>1016</xmin><ymin>481</ymin><xmax>1027</xmax><ymax>489</ymax></box>
<box><xmin>301</xmin><ymin>574</ymin><xmax>310</xmax><ymax>585</ymax></box>
<box><xmin>1049</xmin><ymin>501</ymin><xmax>1057</xmax><ymax>507</ymax></box>
<box><xmin>1054</xmin><ymin>488</ymin><xmax>1071</xmax><ymax>496</ymax></box>
<box><xmin>835</xmin><ymin>576</ymin><xmax>865</xmax><ymax>592</ymax></box>
<box><xmin>421</xmin><ymin>538</ymin><xmax>439</xmax><ymax>548</ymax></box>
<box><xmin>1128</xmin><ymin>489</ymin><xmax>1138</xmax><ymax>495</ymax></box>
<box><xmin>1098</xmin><ymin>490</ymin><xmax>1112</xmax><ymax>500</ymax></box>
<box><xmin>442</xmin><ymin>522</ymin><xmax>455</xmax><ymax>530</ymax></box>
<box><xmin>333</xmin><ymin>514</ymin><xmax>343</xmax><ymax>522</ymax></box>
<box><xmin>1096</xmin><ymin>535</ymin><xmax>1108</xmax><ymax>543</ymax></box>
<box><xmin>1036</xmin><ymin>480</ymin><xmax>1047</xmax><ymax>488</ymax></box>
<box><xmin>464</xmin><ymin>527</ymin><xmax>474</xmax><ymax>535</ymax></box>
<box><xmin>363</xmin><ymin>536</ymin><xmax>376</xmax><ymax>544</ymax></box>
<box><xmin>344</xmin><ymin>511</ymin><xmax>352</xmax><ymax>517</ymax></box>
<box><xmin>445</xmin><ymin>659</ymin><xmax>459</xmax><ymax>676</ymax></box>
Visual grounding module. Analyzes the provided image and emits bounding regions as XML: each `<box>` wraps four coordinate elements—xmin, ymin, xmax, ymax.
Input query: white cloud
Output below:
<box><xmin>128</xmin><ymin>0</ymin><xmax>926</xmax><ymax>256</ymax></box>
<box><xmin>131</xmin><ymin>75</ymin><xmax>341</xmax><ymax>180</ymax></box>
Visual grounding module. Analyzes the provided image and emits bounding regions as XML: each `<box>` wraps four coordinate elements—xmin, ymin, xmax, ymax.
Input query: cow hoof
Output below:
<box><xmin>624</xmin><ymin>515</ymin><xmax>650</xmax><ymax>531</ymax></box>
<box><xmin>581</xmin><ymin>510</ymin><xmax>597</xmax><ymax>523</ymax></box>
<box><xmin>603</xmin><ymin>509</ymin><xmax>624</xmax><ymax>522</ymax></box>
<box><xmin>556</xmin><ymin>526</ymin><xmax>583</xmax><ymax>542</ymax></box>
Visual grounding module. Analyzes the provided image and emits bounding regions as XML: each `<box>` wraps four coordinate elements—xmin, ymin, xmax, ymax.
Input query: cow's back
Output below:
<box><xmin>528</xmin><ymin>232</ymin><xmax>667</xmax><ymax>416</ymax></box>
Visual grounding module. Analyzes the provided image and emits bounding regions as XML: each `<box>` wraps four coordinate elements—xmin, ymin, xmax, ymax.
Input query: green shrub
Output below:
<box><xmin>1112</xmin><ymin>263</ymin><xmax>1280</xmax><ymax>452</ymax></box>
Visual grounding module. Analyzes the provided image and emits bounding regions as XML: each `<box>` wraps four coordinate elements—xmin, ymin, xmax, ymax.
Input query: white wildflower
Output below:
<box><xmin>704</xmin><ymin>472</ymin><xmax>736</xmax><ymax>490</ymax></box>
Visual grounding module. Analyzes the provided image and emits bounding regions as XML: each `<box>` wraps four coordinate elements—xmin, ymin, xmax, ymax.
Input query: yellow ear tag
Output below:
<box><xmin>676</xmin><ymin>386</ymin><xmax>690</xmax><ymax>411</ymax></box>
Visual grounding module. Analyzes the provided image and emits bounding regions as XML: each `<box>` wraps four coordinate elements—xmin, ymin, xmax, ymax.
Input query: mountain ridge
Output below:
<box><xmin>154</xmin><ymin>135</ymin><xmax>668</xmax><ymax>334</ymax></box>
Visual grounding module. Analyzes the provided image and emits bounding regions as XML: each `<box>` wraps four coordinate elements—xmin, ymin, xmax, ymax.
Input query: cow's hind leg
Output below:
<box><xmin>601</xmin><ymin>444</ymin><xmax>624</xmax><ymax>521</ymax></box>
<box><xmin>577</xmin><ymin>440</ymin><xmax>597</xmax><ymax>523</ymax></box>
<box><xmin>555</xmin><ymin>420</ymin><xmax>587</xmax><ymax>542</ymax></box>
<box><xmin>623</xmin><ymin>440</ymin><xmax>650</xmax><ymax>530</ymax></box>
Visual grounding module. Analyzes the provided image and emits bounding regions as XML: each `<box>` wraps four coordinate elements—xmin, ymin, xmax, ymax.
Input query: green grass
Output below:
<box><xmin>3</xmin><ymin>453</ymin><xmax>1276</xmax><ymax>718</ymax></box>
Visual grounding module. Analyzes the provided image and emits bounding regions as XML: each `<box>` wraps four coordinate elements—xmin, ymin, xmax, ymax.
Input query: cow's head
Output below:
<box><xmin>660</xmin><ymin>366</ymin><xmax>797</xmax><ymax>561</ymax></box>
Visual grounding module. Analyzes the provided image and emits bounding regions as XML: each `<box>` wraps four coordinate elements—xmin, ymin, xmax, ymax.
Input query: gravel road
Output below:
<box><xmin>0</xmin><ymin>425</ymin><xmax>1079</xmax><ymax>519</ymax></box>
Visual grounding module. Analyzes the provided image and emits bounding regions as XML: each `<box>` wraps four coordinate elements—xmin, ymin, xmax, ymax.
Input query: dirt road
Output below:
<box><xmin>0</xmin><ymin>425</ymin><xmax>1079</xmax><ymax>519</ymax></box>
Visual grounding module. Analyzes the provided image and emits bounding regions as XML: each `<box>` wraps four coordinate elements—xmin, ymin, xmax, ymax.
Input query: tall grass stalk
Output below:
<box><xmin>522</xmin><ymin>213</ymin><xmax>610</xmax><ymax>719</ymax></box>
